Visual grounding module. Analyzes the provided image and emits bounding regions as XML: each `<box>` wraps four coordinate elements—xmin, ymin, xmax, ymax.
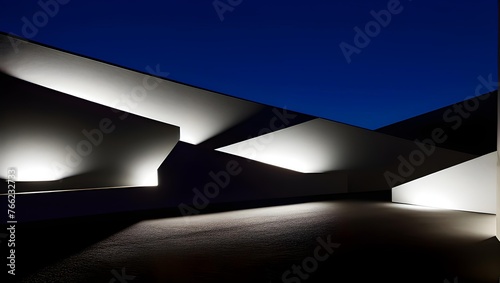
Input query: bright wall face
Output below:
<box><xmin>0</xmin><ymin>73</ymin><xmax>179</xmax><ymax>193</ymax></box>
<box><xmin>497</xmin><ymin>150</ymin><xmax>499</xmax><ymax>239</ymax></box>
<box><xmin>392</xmin><ymin>152</ymin><xmax>497</xmax><ymax>214</ymax></box>
<box><xmin>0</xmin><ymin>34</ymin><xmax>263</xmax><ymax>145</ymax></box>
<box><xmin>498</xmin><ymin>76</ymin><xmax>500</xmax><ymax>240</ymax></box>
<box><xmin>496</xmin><ymin>23</ymin><xmax>499</xmax><ymax>241</ymax></box>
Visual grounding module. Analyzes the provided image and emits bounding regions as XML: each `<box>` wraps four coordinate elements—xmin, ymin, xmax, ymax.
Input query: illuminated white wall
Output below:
<box><xmin>497</xmin><ymin>149</ymin><xmax>499</xmax><ymax>239</ymax></box>
<box><xmin>498</xmin><ymin>76</ymin><xmax>500</xmax><ymax>240</ymax></box>
<box><xmin>0</xmin><ymin>73</ymin><xmax>180</xmax><ymax>193</ymax></box>
<box><xmin>217</xmin><ymin>118</ymin><xmax>475</xmax><ymax>174</ymax></box>
<box><xmin>0</xmin><ymin>34</ymin><xmax>263</xmax><ymax>145</ymax></box>
<box><xmin>392</xmin><ymin>152</ymin><xmax>497</xmax><ymax>214</ymax></box>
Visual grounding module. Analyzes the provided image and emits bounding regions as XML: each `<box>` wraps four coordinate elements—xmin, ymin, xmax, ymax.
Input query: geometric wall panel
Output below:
<box><xmin>0</xmin><ymin>73</ymin><xmax>179</xmax><ymax>193</ymax></box>
<box><xmin>0</xmin><ymin>33</ymin><xmax>263</xmax><ymax>145</ymax></box>
<box><xmin>217</xmin><ymin>118</ymin><xmax>475</xmax><ymax>174</ymax></box>
<box><xmin>392</xmin><ymin>152</ymin><xmax>497</xmax><ymax>214</ymax></box>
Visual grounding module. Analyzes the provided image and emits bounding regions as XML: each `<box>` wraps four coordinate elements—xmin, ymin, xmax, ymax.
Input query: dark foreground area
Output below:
<box><xmin>2</xmin><ymin>198</ymin><xmax>499</xmax><ymax>283</ymax></box>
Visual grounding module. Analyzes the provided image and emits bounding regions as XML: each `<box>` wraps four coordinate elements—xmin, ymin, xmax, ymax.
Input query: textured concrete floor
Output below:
<box><xmin>9</xmin><ymin>200</ymin><xmax>500</xmax><ymax>283</ymax></box>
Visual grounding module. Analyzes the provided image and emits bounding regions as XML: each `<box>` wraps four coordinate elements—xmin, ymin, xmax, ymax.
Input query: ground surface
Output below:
<box><xmin>4</xmin><ymin>200</ymin><xmax>500</xmax><ymax>283</ymax></box>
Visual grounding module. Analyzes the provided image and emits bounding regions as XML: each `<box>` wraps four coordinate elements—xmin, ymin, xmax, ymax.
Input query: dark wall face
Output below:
<box><xmin>0</xmin><ymin>137</ymin><xmax>475</xmax><ymax>223</ymax></box>
<box><xmin>0</xmin><ymin>73</ymin><xmax>179</xmax><ymax>192</ymax></box>
<box><xmin>0</xmin><ymin>72</ymin><xmax>347</xmax><ymax>222</ymax></box>
<box><xmin>0</xmin><ymin>71</ymin><xmax>487</xmax><ymax>223</ymax></box>
<box><xmin>376</xmin><ymin>91</ymin><xmax>498</xmax><ymax>156</ymax></box>
<box><xmin>0</xmin><ymin>140</ymin><xmax>351</xmax><ymax>222</ymax></box>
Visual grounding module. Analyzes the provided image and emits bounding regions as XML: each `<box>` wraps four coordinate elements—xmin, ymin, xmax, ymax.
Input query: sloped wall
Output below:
<box><xmin>392</xmin><ymin>152</ymin><xmax>497</xmax><ymax>214</ymax></box>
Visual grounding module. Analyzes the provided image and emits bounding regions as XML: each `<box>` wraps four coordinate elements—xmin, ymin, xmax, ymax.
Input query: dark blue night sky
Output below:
<box><xmin>0</xmin><ymin>0</ymin><xmax>497</xmax><ymax>129</ymax></box>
